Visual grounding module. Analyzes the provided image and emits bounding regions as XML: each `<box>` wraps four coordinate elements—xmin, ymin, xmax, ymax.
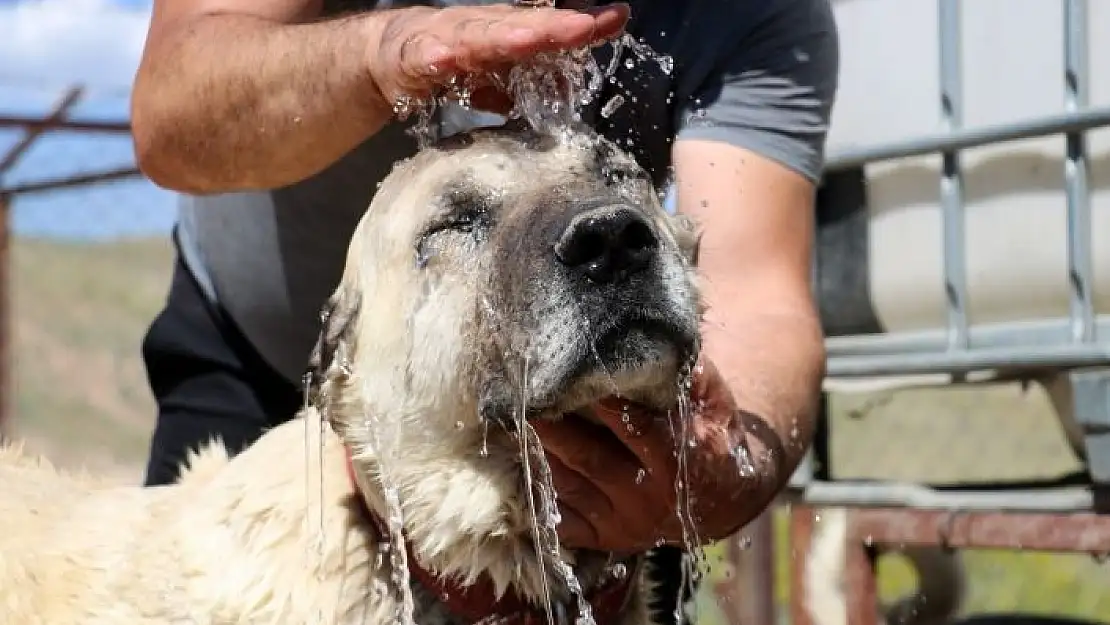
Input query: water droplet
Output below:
<box><xmin>635</xmin><ymin>468</ymin><xmax>646</xmax><ymax>484</ymax></box>
<box><xmin>623</xmin><ymin>57</ymin><xmax>635</xmax><ymax>70</ymax></box>
<box><xmin>600</xmin><ymin>94</ymin><xmax>625</xmax><ymax>119</ymax></box>
<box><xmin>610</xmin><ymin>563</ymin><xmax>628</xmax><ymax>579</ymax></box>
<box><xmin>732</xmin><ymin>442</ymin><xmax>758</xmax><ymax>478</ymax></box>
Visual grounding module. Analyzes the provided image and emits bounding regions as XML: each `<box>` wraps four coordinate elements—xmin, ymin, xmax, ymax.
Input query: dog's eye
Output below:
<box><xmin>413</xmin><ymin>183</ymin><xmax>499</xmax><ymax>267</ymax></box>
<box><xmin>424</xmin><ymin>205</ymin><xmax>489</xmax><ymax>238</ymax></box>
<box><xmin>415</xmin><ymin>207</ymin><xmax>491</xmax><ymax>268</ymax></box>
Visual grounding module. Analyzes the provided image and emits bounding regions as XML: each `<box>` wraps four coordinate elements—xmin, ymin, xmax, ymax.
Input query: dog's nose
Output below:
<box><xmin>554</xmin><ymin>206</ymin><xmax>659</xmax><ymax>283</ymax></box>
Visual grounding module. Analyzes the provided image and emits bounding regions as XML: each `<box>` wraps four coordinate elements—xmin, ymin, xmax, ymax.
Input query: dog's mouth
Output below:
<box><xmin>478</xmin><ymin>312</ymin><xmax>698</xmax><ymax>429</ymax></box>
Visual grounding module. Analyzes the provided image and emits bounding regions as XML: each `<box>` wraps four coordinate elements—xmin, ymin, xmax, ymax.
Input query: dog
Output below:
<box><xmin>0</xmin><ymin>119</ymin><xmax>704</xmax><ymax>625</ymax></box>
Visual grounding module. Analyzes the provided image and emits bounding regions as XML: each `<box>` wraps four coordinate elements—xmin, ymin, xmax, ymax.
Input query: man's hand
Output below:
<box><xmin>532</xmin><ymin>359</ymin><xmax>775</xmax><ymax>554</ymax></box>
<box><xmin>367</xmin><ymin>4</ymin><xmax>630</xmax><ymax>115</ymax></box>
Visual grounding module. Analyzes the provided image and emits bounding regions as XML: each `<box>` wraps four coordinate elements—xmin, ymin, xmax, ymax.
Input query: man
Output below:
<box><xmin>130</xmin><ymin>0</ymin><xmax>839</xmax><ymax>621</ymax></box>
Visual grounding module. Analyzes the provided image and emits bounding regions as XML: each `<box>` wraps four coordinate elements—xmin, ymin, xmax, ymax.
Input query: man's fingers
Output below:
<box><xmin>391</xmin><ymin>33</ymin><xmax>453</xmax><ymax>95</ymax></box>
<box><xmin>532</xmin><ymin>416</ymin><xmax>643</xmax><ymax>484</ymax></box>
<box><xmin>545</xmin><ymin>452</ymin><xmax>615</xmax><ymax>521</ymax></box>
<box><xmin>377</xmin><ymin>4</ymin><xmax>630</xmax><ymax>106</ymax></box>
<box><xmin>582</xmin><ymin>3</ymin><xmax>631</xmax><ymax>43</ymax></box>
<box><xmin>447</xmin><ymin>4</ymin><xmax>630</xmax><ymax>71</ymax></box>
<box><xmin>591</xmin><ymin>400</ymin><xmax>679</xmax><ymax>482</ymax></box>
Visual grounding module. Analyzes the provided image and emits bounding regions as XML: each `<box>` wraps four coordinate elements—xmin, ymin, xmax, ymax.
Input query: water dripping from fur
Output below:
<box><xmin>362</xmin><ymin>404</ymin><xmax>420</xmax><ymax>625</ymax></box>
<box><xmin>301</xmin><ymin>372</ymin><xmax>331</xmax><ymax>624</ymax></box>
<box><xmin>668</xmin><ymin>358</ymin><xmax>709</xmax><ymax>625</ymax></box>
<box><xmin>513</xmin><ymin>357</ymin><xmax>596</xmax><ymax>625</ymax></box>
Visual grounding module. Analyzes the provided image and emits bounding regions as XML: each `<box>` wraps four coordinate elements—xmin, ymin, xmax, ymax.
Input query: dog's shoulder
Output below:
<box><xmin>175</xmin><ymin>436</ymin><xmax>233</xmax><ymax>485</ymax></box>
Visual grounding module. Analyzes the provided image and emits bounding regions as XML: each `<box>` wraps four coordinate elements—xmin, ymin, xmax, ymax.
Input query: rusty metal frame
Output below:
<box><xmin>0</xmin><ymin>85</ymin><xmax>140</xmax><ymax>439</ymax></box>
<box><xmin>787</xmin><ymin>504</ymin><xmax>1110</xmax><ymax>625</ymax></box>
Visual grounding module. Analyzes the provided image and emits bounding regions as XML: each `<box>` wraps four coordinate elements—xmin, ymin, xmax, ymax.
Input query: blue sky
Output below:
<box><xmin>0</xmin><ymin>0</ymin><xmax>176</xmax><ymax>240</ymax></box>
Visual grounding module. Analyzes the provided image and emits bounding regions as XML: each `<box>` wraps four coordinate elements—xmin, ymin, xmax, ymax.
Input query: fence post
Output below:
<box><xmin>0</xmin><ymin>193</ymin><xmax>9</xmax><ymax>442</ymax></box>
<box><xmin>732</xmin><ymin>510</ymin><xmax>777</xmax><ymax>625</ymax></box>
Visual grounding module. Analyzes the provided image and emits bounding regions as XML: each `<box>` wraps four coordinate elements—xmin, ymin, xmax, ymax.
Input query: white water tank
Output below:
<box><xmin>823</xmin><ymin>0</ymin><xmax>1110</xmax><ymax>335</ymax></box>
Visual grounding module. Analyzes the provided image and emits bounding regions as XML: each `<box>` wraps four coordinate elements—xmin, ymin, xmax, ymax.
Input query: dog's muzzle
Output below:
<box><xmin>554</xmin><ymin>204</ymin><xmax>660</xmax><ymax>285</ymax></box>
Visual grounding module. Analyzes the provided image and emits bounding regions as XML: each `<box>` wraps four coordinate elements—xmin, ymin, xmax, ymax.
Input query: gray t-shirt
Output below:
<box><xmin>176</xmin><ymin>0</ymin><xmax>840</xmax><ymax>383</ymax></box>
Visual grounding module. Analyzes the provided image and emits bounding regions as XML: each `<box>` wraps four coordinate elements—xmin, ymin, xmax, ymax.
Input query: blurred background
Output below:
<box><xmin>1</xmin><ymin>1</ymin><xmax>1108</xmax><ymax>624</ymax></box>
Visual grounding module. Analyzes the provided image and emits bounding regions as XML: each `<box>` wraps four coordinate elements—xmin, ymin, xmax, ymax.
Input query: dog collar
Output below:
<box><xmin>343</xmin><ymin>448</ymin><xmax>639</xmax><ymax>625</ymax></box>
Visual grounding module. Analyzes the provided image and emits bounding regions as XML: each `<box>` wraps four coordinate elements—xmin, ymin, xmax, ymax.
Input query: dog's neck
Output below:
<box><xmin>341</xmin><ymin>445</ymin><xmax>641</xmax><ymax>625</ymax></box>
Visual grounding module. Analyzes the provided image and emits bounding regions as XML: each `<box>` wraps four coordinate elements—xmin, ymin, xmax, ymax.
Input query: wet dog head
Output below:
<box><xmin>311</xmin><ymin>120</ymin><xmax>701</xmax><ymax>441</ymax></box>
<box><xmin>305</xmin><ymin>120</ymin><xmax>701</xmax><ymax>595</ymax></box>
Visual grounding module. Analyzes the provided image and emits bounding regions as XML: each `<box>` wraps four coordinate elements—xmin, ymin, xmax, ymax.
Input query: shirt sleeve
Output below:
<box><xmin>674</xmin><ymin>0</ymin><xmax>841</xmax><ymax>184</ymax></box>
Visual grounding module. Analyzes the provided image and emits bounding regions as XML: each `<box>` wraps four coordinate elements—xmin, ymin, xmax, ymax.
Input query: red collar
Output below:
<box><xmin>343</xmin><ymin>448</ymin><xmax>637</xmax><ymax>625</ymax></box>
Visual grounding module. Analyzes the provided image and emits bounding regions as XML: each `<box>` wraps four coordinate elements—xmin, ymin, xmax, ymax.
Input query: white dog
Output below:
<box><xmin>0</xmin><ymin>120</ymin><xmax>704</xmax><ymax>625</ymax></box>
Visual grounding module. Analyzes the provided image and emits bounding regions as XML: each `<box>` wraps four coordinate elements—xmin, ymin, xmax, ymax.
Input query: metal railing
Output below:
<box><xmin>819</xmin><ymin>0</ymin><xmax>1109</xmax><ymax>380</ymax></box>
<box><xmin>0</xmin><ymin>86</ymin><xmax>138</xmax><ymax>439</ymax></box>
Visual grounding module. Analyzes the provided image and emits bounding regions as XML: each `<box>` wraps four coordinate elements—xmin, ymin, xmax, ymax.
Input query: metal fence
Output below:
<box><xmin>0</xmin><ymin>83</ymin><xmax>168</xmax><ymax>479</ymax></box>
<box><xmin>784</xmin><ymin>0</ymin><xmax>1110</xmax><ymax>623</ymax></box>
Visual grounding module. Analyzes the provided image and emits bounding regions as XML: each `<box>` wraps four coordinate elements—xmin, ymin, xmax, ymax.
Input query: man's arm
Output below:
<box><xmin>674</xmin><ymin>141</ymin><xmax>826</xmax><ymax>512</ymax></box>
<box><xmin>131</xmin><ymin>0</ymin><xmax>629</xmax><ymax>194</ymax></box>
<box><xmin>672</xmin><ymin>0</ymin><xmax>840</xmax><ymax>522</ymax></box>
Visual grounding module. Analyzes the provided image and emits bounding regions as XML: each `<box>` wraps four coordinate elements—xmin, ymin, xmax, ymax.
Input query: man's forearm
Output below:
<box><xmin>672</xmin><ymin>139</ymin><xmax>828</xmax><ymax>533</ymax></box>
<box><xmin>131</xmin><ymin>12</ymin><xmax>392</xmax><ymax>194</ymax></box>
<box><xmin>704</xmin><ymin>309</ymin><xmax>826</xmax><ymax>505</ymax></box>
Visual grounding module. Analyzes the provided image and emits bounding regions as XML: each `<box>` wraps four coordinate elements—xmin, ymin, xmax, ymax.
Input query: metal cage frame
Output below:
<box><xmin>785</xmin><ymin>1</ymin><xmax>1110</xmax><ymax>623</ymax></box>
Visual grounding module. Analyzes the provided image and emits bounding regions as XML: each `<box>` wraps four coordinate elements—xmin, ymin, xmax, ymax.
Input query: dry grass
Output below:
<box><xmin>7</xmin><ymin>236</ymin><xmax>173</xmax><ymax>482</ymax></box>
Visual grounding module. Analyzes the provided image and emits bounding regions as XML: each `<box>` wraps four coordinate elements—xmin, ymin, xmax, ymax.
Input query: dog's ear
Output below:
<box><xmin>669</xmin><ymin>213</ymin><xmax>703</xmax><ymax>267</ymax></box>
<box><xmin>304</xmin><ymin>286</ymin><xmax>362</xmax><ymax>409</ymax></box>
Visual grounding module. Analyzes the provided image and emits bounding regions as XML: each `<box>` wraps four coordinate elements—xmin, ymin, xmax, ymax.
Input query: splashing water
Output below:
<box><xmin>353</xmin><ymin>395</ymin><xmax>421</xmax><ymax>625</ymax></box>
<box><xmin>305</xmin><ymin>368</ymin><xmax>420</xmax><ymax>625</ymax></box>
<box><xmin>301</xmin><ymin>372</ymin><xmax>329</xmax><ymax>625</ymax></box>
<box><xmin>392</xmin><ymin>0</ymin><xmax>674</xmax><ymax>149</ymax></box>
<box><xmin>667</xmin><ymin>359</ymin><xmax>710</xmax><ymax>624</ymax></box>
<box><xmin>514</xmin><ymin>358</ymin><xmax>600</xmax><ymax>625</ymax></box>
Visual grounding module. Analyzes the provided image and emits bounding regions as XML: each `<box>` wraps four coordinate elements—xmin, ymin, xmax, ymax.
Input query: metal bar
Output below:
<box><xmin>826</xmin><ymin>342</ymin><xmax>1110</xmax><ymax>377</ymax></box>
<box><xmin>0</xmin><ymin>166</ymin><xmax>143</xmax><ymax>196</ymax></box>
<box><xmin>1064</xmin><ymin>0</ymin><xmax>1095</xmax><ymax>343</ymax></box>
<box><xmin>825</xmin><ymin>106</ymin><xmax>1110</xmax><ymax>171</ymax></box>
<box><xmin>825</xmin><ymin>317</ymin><xmax>1110</xmax><ymax>358</ymax></box>
<box><xmin>939</xmin><ymin>0</ymin><xmax>969</xmax><ymax>350</ymax></box>
<box><xmin>726</xmin><ymin>511</ymin><xmax>776</xmax><ymax>625</ymax></box>
<box><xmin>845</xmin><ymin>535</ymin><xmax>878</xmax><ymax>625</ymax></box>
<box><xmin>800</xmin><ymin>482</ymin><xmax>1095</xmax><ymax>512</ymax></box>
<box><xmin>848</xmin><ymin>508</ymin><xmax>1110</xmax><ymax>554</ymax></box>
<box><xmin>788</xmin><ymin>506</ymin><xmax>817</xmax><ymax>625</ymax></box>
<box><xmin>0</xmin><ymin>115</ymin><xmax>131</xmax><ymax>134</ymax></box>
<box><xmin>0</xmin><ymin>194</ymin><xmax>9</xmax><ymax>443</ymax></box>
<box><xmin>0</xmin><ymin>87</ymin><xmax>84</xmax><ymax>176</ymax></box>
